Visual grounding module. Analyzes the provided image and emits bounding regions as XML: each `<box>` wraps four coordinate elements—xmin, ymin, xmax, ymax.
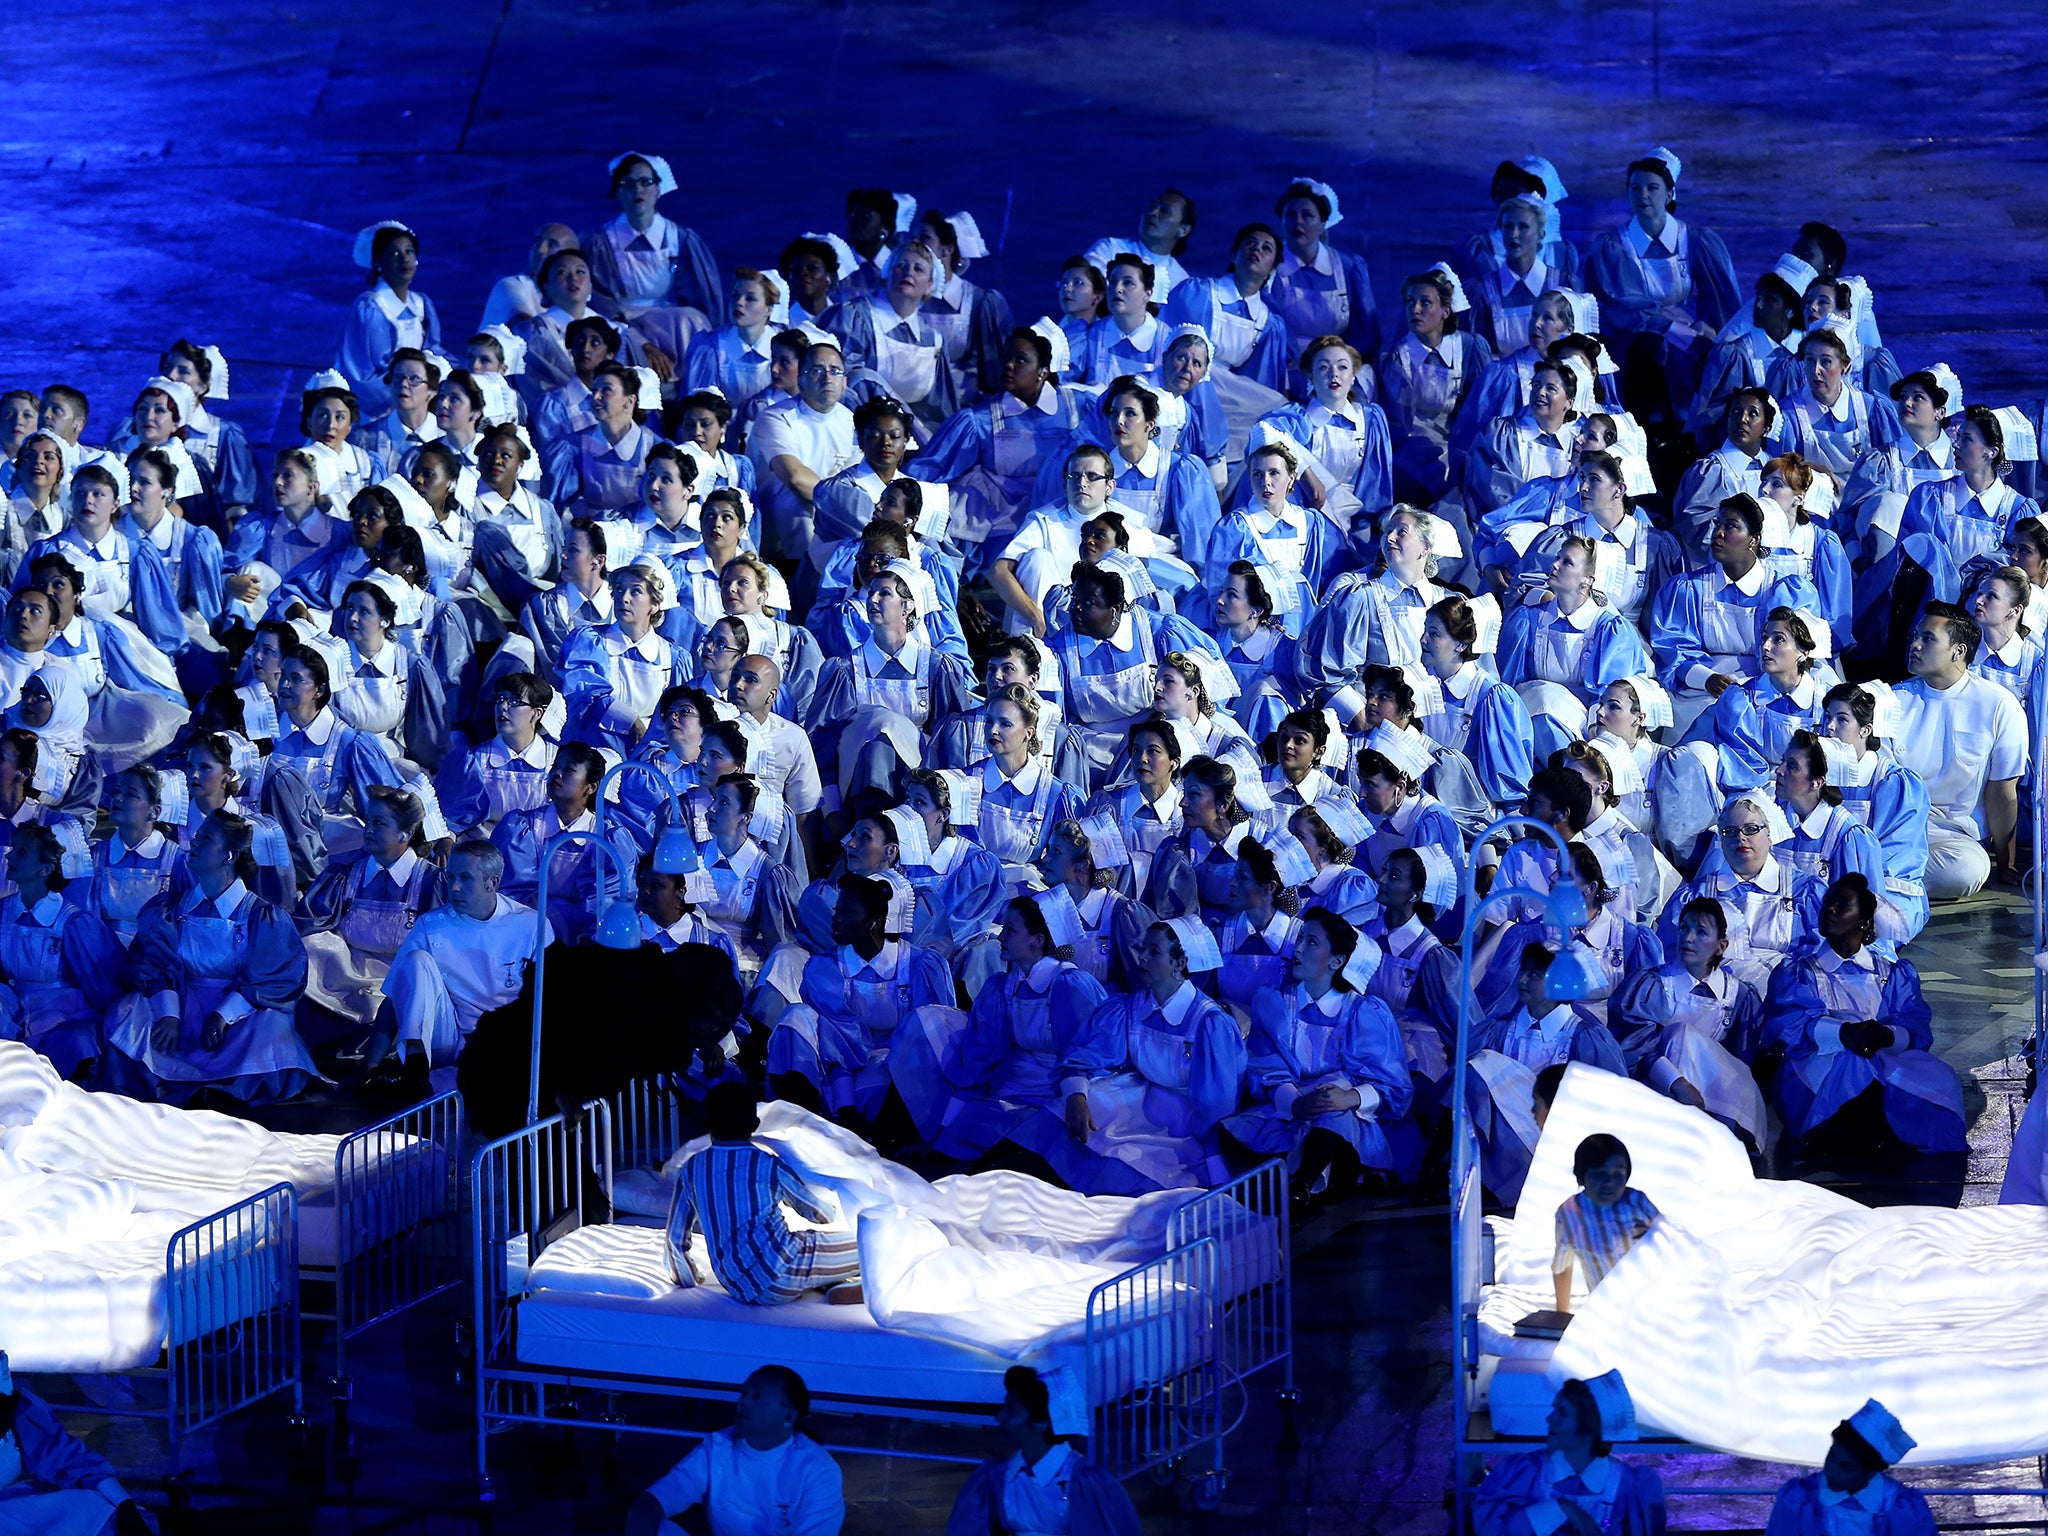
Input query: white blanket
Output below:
<box><xmin>655</xmin><ymin>1102</ymin><xmax>1264</xmax><ymax>1359</ymax></box>
<box><xmin>1486</xmin><ymin>1065</ymin><xmax>2048</xmax><ymax>1466</ymax></box>
<box><xmin>0</xmin><ymin>1043</ymin><xmax>343</xmax><ymax>1371</ymax></box>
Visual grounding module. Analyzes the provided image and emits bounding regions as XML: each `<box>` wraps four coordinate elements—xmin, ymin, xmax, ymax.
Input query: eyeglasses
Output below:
<box><xmin>617</xmin><ymin>175</ymin><xmax>660</xmax><ymax>190</ymax></box>
<box><xmin>1718</xmin><ymin>823</ymin><xmax>1770</xmax><ymax>839</ymax></box>
<box><xmin>1066</xmin><ymin>470</ymin><xmax>1112</xmax><ymax>485</ymax></box>
<box><xmin>802</xmin><ymin>365</ymin><xmax>847</xmax><ymax>381</ymax></box>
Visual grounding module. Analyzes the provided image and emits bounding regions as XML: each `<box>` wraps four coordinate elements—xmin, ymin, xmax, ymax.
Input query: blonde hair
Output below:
<box><xmin>988</xmin><ymin>683</ymin><xmax>1043</xmax><ymax>754</ymax></box>
<box><xmin>1158</xmin><ymin>651</ymin><xmax>1215</xmax><ymax>718</ymax></box>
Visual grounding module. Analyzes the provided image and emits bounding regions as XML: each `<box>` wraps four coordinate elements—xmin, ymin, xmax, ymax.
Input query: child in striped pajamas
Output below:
<box><xmin>667</xmin><ymin>1081</ymin><xmax>864</xmax><ymax>1305</ymax></box>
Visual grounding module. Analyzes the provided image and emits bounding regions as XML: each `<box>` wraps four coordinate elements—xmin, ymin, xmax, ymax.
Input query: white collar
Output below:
<box><xmin>1299</xmin><ymin>982</ymin><xmax>1345</xmax><ymax>1018</ymax></box>
<box><xmin>1079</xmin><ymin>610</ymin><xmax>1137</xmax><ymax>653</ymax></box>
<box><xmin>989</xmin><ymin>752</ymin><xmax>1046</xmax><ymax>797</ymax></box>
<box><xmin>1117</xmin><ymin>440</ymin><xmax>1163</xmax><ymax>480</ymax></box>
<box><xmin>1009</xmin><ymin>1441</ymin><xmax>1076</xmax><ymax>1485</ymax></box>
<box><xmin>1001</xmin><ymin>388</ymin><xmax>1062</xmax><ymax>419</ymax></box>
<box><xmin>376</xmin><ymin>847</ymin><xmax>422</xmax><ymax>885</ymax></box>
<box><xmin>869</xmin><ymin>296</ymin><xmax>924</xmax><ymax>333</ymax></box>
<box><xmin>1500</xmin><ymin>259</ymin><xmax>1550</xmax><ymax>296</ymax></box>
<box><xmin>1377</xmin><ymin>568</ymin><xmax>1434</xmax><ymax>601</ymax></box>
<box><xmin>489</xmin><ymin>733</ymin><xmax>553</xmax><ymax>769</ymax></box>
<box><xmin>1817</xmin><ymin>943</ymin><xmax>1877</xmax><ymax>975</ymax></box>
<box><xmin>1987</xmin><ymin>632</ymin><xmax>2029</xmax><ymax>665</ymax></box>
<box><xmin>1726</xmin><ymin>854</ymin><xmax>1783</xmax><ymax>894</ymax></box>
<box><xmin>1019</xmin><ymin>955</ymin><xmax>1063</xmax><ymax>992</ymax></box>
<box><xmin>24</xmin><ymin>889</ymin><xmax>64</xmax><ymax>925</ymax></box>
<box><xmin>1111</xmin><ymin>313</ymin><xmax>1161</xmax><ymax>351</ymax></box>
<box><xmin>1551</xmin><ymin>598</ymin><xmax>1601</xmax><ymax>632</ymax></box>
<box><xmin>860</xmin><ymin>631</ymin><xmax>926</xmax><ymax>677</ymax></box>
<box><xmin>612</xmin><ymin>212</ymin><xmax>677</xmax><ymax>249</ymax></box>
<box><xmin>350</xmin><ymin>641</ymin><xmax>399</xmax><ymax>677</ymax></box>
<box><xmin>1283</xmin><ymin>242</ymin><xmax>1338</xmax><ymax>277</ymax></box>
<box><xmin>1136</xmin><ymin>781</ymin><xmax>1182</xmax><ymax>821</ymax></box>
<box><xmin>56</xmin><ymin>616</ymin><xmax>89</xmax><ymax>646</ymax></box>
<box><xmin>1816</xmin><ymin>1477</ymin><xmax>1889</xmax><ymax>1511</ymax></box>
<box><xmin>1546</xmin><ymin>1452</ymin><xmax>1618</xmax><ymax>1494</ymax></box>
<box><xmin>1443</xmin><ymin>662</ymin><xmax>1485</xmax><ymax>702</ymax></box>
<box><xmin>369</xmin><ymin>281</ymin><xmax>420</xmax><ymax>321</ymax></box>
<box><xmin>547</xmin><ymin>806</ymin><xmax>597</xmax><ymax>838</ymax></box>
<box><xmin>1525</xmin><ymin>1003</ymin><xmax>1576</xmax><ymax>1041</ymax></box>
<box><xmin>1578</xmin><ymin>511</ymin><xmax>1641</xmax><ymax>549</ymax></box>
<box><xmin>1243</xmin><ymin>909</ymin><xmax>1294</xmax><ymax>948</ymax></box>
<box><xmin>1720</xmin><ymin>562</ymin><xmax>1768</xmax><ymax>597</ymax></box>
<box><xmin>1309</xmin><ymin>396</ymin><xmax>1366</xmax><ymax>429</ymax></box>
<box><xmin>844</xmin><ymin>940</ymin><xmax>900</xmax><ymax>980</ymax></box>
<box><xmin>1246</xmin><ymin>500</ymin><xmax>1306</xmax><ymax>537</ymax></box>
<box><xmin>111</xmin><ymin>829</ymin><xmax>168</xmax><ymax>862</ymax></box>
<box><xmin>204</xmin><ymin>879</ymin><xmax>249</xmax><ymax>918</ymax></box>
<box><xmin>1906</xmin><ymin>433</ymin><xmax>1954</xmax><ymax>469</ymax></box>
<box><xmin>1623</xmin><ymin>216</ymin><xmax>1683</xmax><ymax>256</ymax></box>
<box><xmin>1149</xmin><ymin>978</ymin><xmax>1200</xmax><ymax>1026</ymax></box>
<box><xmin>1388</xmin><ymin>914</ymin><xmax>1430</xmax><ymax>952</ymax></box>
<box><xmin>610</xmin><ymin>623</ymin><xmax>666</xmax><ymax>663</ymax></box>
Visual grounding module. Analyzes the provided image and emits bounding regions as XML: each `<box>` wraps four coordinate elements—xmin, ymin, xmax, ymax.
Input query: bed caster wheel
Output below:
<box><xmin>477</xmin><ymin>1476</ymin><xmax>497</xmax><ymax>1504</ymax></box>
<box><xmin>1150</xmin><ymin>1456</ymin><xmax>1184</xmax><ymax>1487</ymax></box>
<box><xmin>1187</xmin><ymin>1472</ymin><xmax>1226</xmax><ymax>1511</ymax></box>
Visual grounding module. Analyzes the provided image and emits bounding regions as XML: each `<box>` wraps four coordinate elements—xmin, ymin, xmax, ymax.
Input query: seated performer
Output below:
<box><xmin>1474</xmin><ymin>1369</ymin><xmax>1667</xmax><ymax>1536</ymax></box>
<box><xmin>1761</xmin><ymin>873</ymin><xmax>1967</xmax><ymax>1155</ymax></box>
<box><xmin>664</xmin><ymin>1081</ymin><xmax>863</xmax><ymax>1305</ymax></box>
<box><xmin>0</xmin><ymin>1350</ymin><xmax>158</xmax><ymax>1536</ymax></box>
<box><xmin>1764</xmin><ymin>1401</ymin><xmax>1934</xmax><ymax>1536</ymax></box>
<box><xmin>628</xmin><ymin>1363</ymin><xmax>844</xmax><ymax>1536</ymax></box>
<box><xmin>1552</xmin><ymin>1133</ymin><xmax>1659</xmax><ymax>1312</ymax></box>
<box><xmin>378</xmin><ymin>838</ymin><xmax>550</xmax><ymax>1084</ymax></box>
<box><xmin>944</xmin><ymin>1365</ymin><xmax>1142</xmax><ymax>1536</ymax></box>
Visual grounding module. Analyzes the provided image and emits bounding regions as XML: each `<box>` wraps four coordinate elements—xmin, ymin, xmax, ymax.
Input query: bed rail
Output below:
<box><xmin>329</xmin><ymin>1088</ymin><xmax>468</xmax><ymax>1388</ymax></box>
<box><xmin>471</xmin><ymin>1112</ymin><xmax>588</xmax><ymax>1500</ymax></box>
<box><xmin>43</xmin><ymin>1182</ymin><xmax>304</xmax><ymax>1473</ymax></box>
<box><xmin>1087</xmin><ymin>1235</ymin><xmax>1221</xmax><ymax>1487</ymax></box>
<box><xmin>1167</xmin><ymin>1158</ymin><xmax>1293</xmax><ymax>1397</ymax></box>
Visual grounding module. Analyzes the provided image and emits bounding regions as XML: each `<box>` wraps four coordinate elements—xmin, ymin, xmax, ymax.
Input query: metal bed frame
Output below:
<box><xmin>33</xmin><ymin>1182</ymin><xmax>304</xmax><ymax>1476</ymax></box>
<box><xmin>468</xmin><ymin>1100</ymin><xmax>1294</xmax><ymax>1506</ymax></box>
<box><xmin>301</xmin><ymin>1089</ymin><xmax>469</xmax><ymax>1450</ymax></box>
<box><xmin>1445</xmin><ymin>810</ymin><xmax>2048</xmax><ymax>1525</ymax></box>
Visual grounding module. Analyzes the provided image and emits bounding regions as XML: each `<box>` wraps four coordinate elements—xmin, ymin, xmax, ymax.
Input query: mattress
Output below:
<box><xmin>516</xmin><ymin>1224</ymin><xmax>1206</xmax><ymax>1410</ymax></box>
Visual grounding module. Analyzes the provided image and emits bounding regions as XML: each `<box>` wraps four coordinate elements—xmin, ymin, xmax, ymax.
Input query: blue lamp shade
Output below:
<box><xmin>1542</xmin><ymin>947</ymin><xmax>1604</xmax><ymax>1002</ymax></box>
<box><xmin>1548</xmin><ymin>882</ymin><xmax>1591</xmax><ymax>929</ymax></box>
<box><xmin>653</xmin><ymin>824</ymin><xmax>697</xmax><ymax>875</ymax></box>
<box><xmin>594</xmin><ymin>900</ymin><xmax>642</xmax><ymax>951</ymax></box>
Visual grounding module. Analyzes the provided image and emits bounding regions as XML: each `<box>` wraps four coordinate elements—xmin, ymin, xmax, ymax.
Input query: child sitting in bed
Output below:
<box><xmin>666</xmin><ymin>1081</ymin><xmax>865</xmax><ymax>1306</ymax></box>
<box><xmin>1553</xmin><ymin>1133</ymin><xmax>1659</xmax><ymax>1314</ymax></box>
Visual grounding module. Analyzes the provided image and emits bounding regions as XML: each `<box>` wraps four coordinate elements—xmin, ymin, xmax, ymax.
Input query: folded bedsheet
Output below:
<box><xmin>1484</xmin><ymin>1064</ymin><xmax>2048</xmax><ymax>1465</ymax></box>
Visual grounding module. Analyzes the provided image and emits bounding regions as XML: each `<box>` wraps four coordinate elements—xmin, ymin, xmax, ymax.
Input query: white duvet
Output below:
<box><xmin>647</xmin><ymin>1103</ymin><xmax>1274</xmax><ymax>1359</ymax></box>
<box><xmin>1485</xmin><ymin>1065</ymin><xmax>2048</xmax><ymax>1466</ymax></box>
<box><xmin>0</xmin><ymin>1043</ymin><xmax>343</xmax><ymax>1371</ymax></box>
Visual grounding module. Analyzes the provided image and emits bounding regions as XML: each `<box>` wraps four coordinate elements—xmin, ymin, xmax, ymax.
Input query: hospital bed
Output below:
<box><xmin>1448</xmin><ymin>1065</ymin><xmax>2048</xmax><ymax>1521</ymax></box>
<box><xmin>469</xmin><ymin>1080</ymin><xmax>1293</xmax><ymax>1509</ymax></box>
<box><xmin>0</xmin><ymin>1045</ymin><xmax>464</xmax><ymax>1467</ymax></box>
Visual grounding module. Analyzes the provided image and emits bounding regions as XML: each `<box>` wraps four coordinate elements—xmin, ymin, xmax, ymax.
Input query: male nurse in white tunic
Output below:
<box><xmin>1892</xmin><ymin>600</ymin><xmax>2028</xmax><ymax>898</ymax></box>
<box><xmin>628</xmin><ymin>1366</ymin><xmax>844</xmax><ymax>1536</ymax></box>
<box><xmin>379</xmin><ymin>838</ymin><xmax>551</xmax><ymax>1079</ymax></box>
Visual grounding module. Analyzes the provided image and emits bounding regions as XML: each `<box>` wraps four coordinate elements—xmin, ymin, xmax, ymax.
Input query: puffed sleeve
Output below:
<box><xmin>1469</xmin><ymin>679</ymin><xmax>1536</xmax><ymax>808</ymax></box>
<box><xmin>750</xmin><ymin>859</ymin><xmax>803</xmax><ymax>954</ymax></box>
<box><xmin>1187</xmin><ymin>995</ymin><xmax>1248</xmax><ymax>1131</ymax></box>
<box><xmin>1759</xmin><ymin>956</ymin><xmax>1823</xmax><ymax>1052</ymax></box>
<box><xmin>212</xmin><ymin>419</ymin><xmax>260</xmax><ymax>508</ymax></box>
<box><xmin>1240</xmin><ymin>989</ymin><xmax>1298</xmax><ymax>1100</ymax></box>
<box><xmin>1164</xmin><ymin>451</ymin><xmax>1224</xmax><ymax>569</ymax></box>
<box><xmin>59</xmin><ymin>904</ymin><xmax>126</xmax><ymax>1013</ymax></box>
<box><xmin>1608</xmin><ymin>963</ymin><xmax>1673</xmax><ymax>1067</ymax></box>
<box><xmin>1688</xmin><ymin>228</ymin><xmax>1741</xmax><ymax>335</ymax></box>
<box><xmin>127</xmin><ymin>537</ymin><xmax>192</xmax><ymax>657</ymax></box>
<box><xmin>1061</xmin><ymin>993</ymin><xmax>1131</xmax><ymax>1083</ymax></box>
<box><xmin>1344</xmin><ymin>993</ymin><xmax>1413</xmax><ymax>1120</ymax></box>
<box><xmin>118</xmin><ymin>909</ymin><xmax>183</xmax><ymax>1005</ymax></box>
<box><xmin>918</xmin><ymin>841</ymin><xmax>1008</xmax><ymax>955</ymax></box>
<box><xmin>241</xmin><ymin>897</ymin><xmax>311</xmax><ymax>1012</ymax></box>
<box><xmin>336</xmin><ymin>294</ymin><xmax>398</xmax><ymax>416</ymax></box>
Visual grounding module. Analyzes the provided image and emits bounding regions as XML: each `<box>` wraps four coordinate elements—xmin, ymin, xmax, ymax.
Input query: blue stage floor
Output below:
<box><xmin>7</xmin><ymin>1</ymin><xmax>2047</xmax><ymax>1528</ymax></box>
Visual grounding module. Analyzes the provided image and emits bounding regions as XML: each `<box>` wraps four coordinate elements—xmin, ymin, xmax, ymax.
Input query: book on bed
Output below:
<box><xmin>1514</xmin><ymin>1310</ymin><xmax>1573</xmax><ymax>1340</ymax></box>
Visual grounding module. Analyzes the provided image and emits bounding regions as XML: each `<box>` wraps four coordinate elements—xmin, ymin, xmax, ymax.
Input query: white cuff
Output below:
<box><xmin>214</xmin><ymin>991</ymin><xmax>254</xmax><ymax>1027</ymax></box>
<box><xmin>1526</xmin><ymin>1498</ymin><xmax>1570</xmax><ymax>1536</ymax></box>
<box><xmin>1272</xmin><ymin>1081</ymin><xmax>1302</xmax><ymax>1118</ymax></box>
<box><xmin>1684</xmin><ymin>663</ymin><xmax>1711</xmax><ymax>693</ymax></box>
<box><xmin>1814</xmin><ymin>1019</ymin><xmax>1845</xmax><ymax>1055</ymax></box>
<box><xmin>1647</xmin><ymin>1055</ymin><xmax>1682</xmax><ymax>1093</ymax></box>
<box><xmin>96</xmin><ymin>1478</ymin><xmax>129</xmax><ymax>1506</ymax></box>
<box><xmin>1060</xmin><ymin>1075</ymin><xmax>1091</xmax><ymax>1100</ymax></box>
<box><xmin>1352</xmin><ymin>1082</ymin><xmax>1381</xmax><ymax>1119</ymax></box>
<box><xmin>150</xmin><ymin>989</ymin><xmax>180</xmax><ymax>1022</ymax></box>
<box><xmin>1329</xmin><ymin>686</ymin><xmax>1367</xmax><ymax>726</ymax></box>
